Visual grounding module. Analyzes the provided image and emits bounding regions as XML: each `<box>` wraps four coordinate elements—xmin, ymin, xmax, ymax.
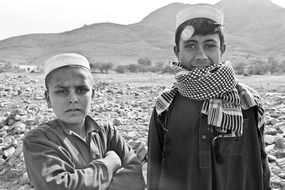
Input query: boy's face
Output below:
<box><xmin>174</xmin><ymin>32</ymin><xmax>223</xmax><ymax>71</ymax></box>
<box><xmin>45</xmin><ymin>66</ymin><xmax>93</xmax><ymax>126</ymax></box>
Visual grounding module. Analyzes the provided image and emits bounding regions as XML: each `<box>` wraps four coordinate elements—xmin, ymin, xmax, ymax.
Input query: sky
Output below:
<box><xmin>0</xmin><ymin>0</ymin><xmax>284</xmax><ymax>41</ymax></box>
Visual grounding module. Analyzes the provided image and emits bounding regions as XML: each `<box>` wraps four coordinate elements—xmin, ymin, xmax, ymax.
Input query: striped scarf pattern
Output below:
<box><xmin>155</xmin><ymin>62</ymin><xmax>264</xmax><ymax>135</ymax></box>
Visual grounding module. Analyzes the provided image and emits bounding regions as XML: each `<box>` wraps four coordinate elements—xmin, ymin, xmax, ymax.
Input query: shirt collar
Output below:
<box><xmin>55</xmin><ymin>115</ymin><xmax>100</xmax><ymax>136</ymax></box>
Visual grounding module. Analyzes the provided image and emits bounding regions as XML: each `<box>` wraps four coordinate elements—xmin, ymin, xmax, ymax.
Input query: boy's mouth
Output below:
<box><xmin>66</xmin><ymin>108</ymin><xmax>82</xmax><ymax>113</ymax></box>
<box><xmin>192</xmin><ymin>61</ymin><xmax>213</xmax><ymax>67</ymax></box>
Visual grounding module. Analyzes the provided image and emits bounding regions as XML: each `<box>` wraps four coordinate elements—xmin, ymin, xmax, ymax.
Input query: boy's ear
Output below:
<box><xmin>221</xmin><ymin>43</ymin><xmax>226</xmax><ymax>54</ymax></box>
<box><xmin>173</xmin><ymin>45</ymin><xmax>179</xmax><ymax>59</ymax></box>
<box><xmin>44</xmin><ymin>90</ymin><xmax>52</xmax><ymax>108</ymax></box>
<box><xmin>91</xmin><ymin>88</ymin><xmax>95</xmax><ymax>99</ymax></box>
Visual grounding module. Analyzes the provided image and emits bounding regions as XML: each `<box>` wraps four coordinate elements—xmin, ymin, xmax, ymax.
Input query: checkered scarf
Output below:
<box><xmin>155</xmin><ymin>62</ymin><xmax>264</xmax><ymax>135</ymax></box>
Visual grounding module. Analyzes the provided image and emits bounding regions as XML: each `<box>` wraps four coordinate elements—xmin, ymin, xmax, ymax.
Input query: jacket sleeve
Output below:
<box><xmin>23</xmin><ymin>129</ymin><xmax>118</xmax><ymax>190</ymax></box>
<box><xmin>147</xmin><ymin>109</ymin><xmax>164</xmax><ymax>190</ymax></box>
<box><xmin>105</xmin><ymin>124</ymin><xmax>146</xmax><ymax>190</ymax></box>
<box><xmin>258</xmin><ymin>123</ymin><xmax>271</xmax><ymax>190</ymax></box>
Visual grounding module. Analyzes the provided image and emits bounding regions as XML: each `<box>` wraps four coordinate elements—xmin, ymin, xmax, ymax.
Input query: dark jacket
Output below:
<box><xmin>23</xmin><ymin>115</ymin><xmax>145</xmax><ymax>190</ymax></box>
<box><xmin>147</xmin><ymin>93</ymin><xmax>270</xmax><ymax>190</ymax></box>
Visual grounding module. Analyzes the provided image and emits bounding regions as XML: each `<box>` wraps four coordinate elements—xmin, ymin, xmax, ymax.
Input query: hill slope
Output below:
<box><xmin>0</xmin><ymin>0</ymin><xmax>285</xmax><ymax>66</ymax></box>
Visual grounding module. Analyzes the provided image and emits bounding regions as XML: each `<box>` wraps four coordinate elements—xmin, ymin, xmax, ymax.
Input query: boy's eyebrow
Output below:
<box><xmin>204</xmin><ymin>39</ymin><xmax>218</xmax><ymax>43</ymax></box>
<box><xmin>75</xmin><ymin>84</ymin><xmax>90</xmax><ymax>88</ymax></box>
<box><xmin>53</xmin><ymin>84</ymin><xmax>90</xmax><ymax>88</ymax></box>
<box><xmin>183</xmin><ymin>39</ymin><xmax>219</xmax><ymax>44</ymax></box>
<box><xmin>53</xmin><ymin>85</ymin><xmax>68</xmax><ymax>89</ymax></box>
<box><xmin>183</xmin><ymin>39</ymin><xmax>197</xmax><ymax>44</ymax></box>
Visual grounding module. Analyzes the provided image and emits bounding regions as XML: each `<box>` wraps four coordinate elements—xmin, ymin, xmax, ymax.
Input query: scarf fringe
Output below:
<box><xmin>202</xmin><ymin>100</ymin><xmax>243</xmax><ymax>134</ymax></box>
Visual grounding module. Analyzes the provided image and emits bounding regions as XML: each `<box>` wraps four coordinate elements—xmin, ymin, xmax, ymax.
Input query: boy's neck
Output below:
<box><xmin>64</xmin><ymin>119</ymin><xmax>87</xmax><ymax>139</ymax></box>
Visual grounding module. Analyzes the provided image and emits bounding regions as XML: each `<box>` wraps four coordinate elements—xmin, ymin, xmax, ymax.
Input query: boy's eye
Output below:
<box><xmin>184</xmin><ymin>43</ymin><xmax>196</xmax><ymax>49</ymax></box>
<box><xmin>205</xmin><ymin>44</ymin><xmax>217</xmax><ymax>49</ymax></box>
<box><xmin>77</xmin><ymin>88</ymin><xmax>89</xmax><ymax>94</ymax></box>
<box><xmin>55</xmin><ymin>89</ymin><xmax>66</xmax><ymax>94</ymax></box>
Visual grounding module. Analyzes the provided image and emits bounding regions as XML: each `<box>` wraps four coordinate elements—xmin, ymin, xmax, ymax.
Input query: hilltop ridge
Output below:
<box><xmin>0</xmin><ymin>0</ymin><xmax>285</xmax><ymax>66</ymax></box>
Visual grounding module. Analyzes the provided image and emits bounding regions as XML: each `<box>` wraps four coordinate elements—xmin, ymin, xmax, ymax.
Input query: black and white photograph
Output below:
<box><xmin>0</xmin><ymin>0</ymin><xmax>284</xmax><ymax>189</ymax></box>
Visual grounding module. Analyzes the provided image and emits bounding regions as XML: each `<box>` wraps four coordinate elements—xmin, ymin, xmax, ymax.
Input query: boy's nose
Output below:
<box><xmin>195</xmin><ymin>47</ymin><xmax>207</xmax><ymax>60</ymax></box>
<box><xmin>68</xmin><ymin>91</ymin><xmax>78</xmax><ymax>104</ymax></box>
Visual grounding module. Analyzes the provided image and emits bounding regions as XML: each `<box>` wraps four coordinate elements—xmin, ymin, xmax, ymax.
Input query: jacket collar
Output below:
<box><xmin>54</xmin><ymin>115</ymin><xmax>100</xmax><ymax>137</ymax></box>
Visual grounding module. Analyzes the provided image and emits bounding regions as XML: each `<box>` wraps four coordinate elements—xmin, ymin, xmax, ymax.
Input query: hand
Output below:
<box><xmin>128</xmin><ymin>140</ymin><xmax>147</xmax><ymax>163</ymax></box>
<box><xmin>105</xmin><ymin>150</ymin><xmax>122</xmax><ymax>171</ymax></box>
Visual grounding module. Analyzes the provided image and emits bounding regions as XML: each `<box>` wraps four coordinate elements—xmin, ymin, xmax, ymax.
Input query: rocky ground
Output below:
<box><xmin>0</xmin><ymin>73</ymin><xmax>284</xmax><ymax>190</ymax></box>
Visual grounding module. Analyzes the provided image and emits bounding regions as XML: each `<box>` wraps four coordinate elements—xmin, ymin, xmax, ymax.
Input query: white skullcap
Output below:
<box><xmin>176</xmin><ymin>3</ymin><xmax>224</xmax><ymax>29</ymax></box>
<box><xmin>44</xmin><ymin>53</ymin><xmax>91</xmax><ymax>79</ymax></box>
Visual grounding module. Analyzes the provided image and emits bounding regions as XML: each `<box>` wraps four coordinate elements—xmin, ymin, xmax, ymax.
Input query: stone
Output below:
<box><xmin>14</xmin><ymin>114</ymin><xmax>21</xmax><ymax>121</ymax></box>
<box><xmin>113</xmin><ymin>118</ymin><xmax>122</xmax><ymax>126</ymax></box>
<box><xmin>7</xmin><ymin>118</ymin><xmax>16</xmax><ymax>126</ymax></box>
<box><xmin>4</xmin><ymin>136</ymin><xmax>16</xmax><ymax>145</ymax></box>
<box><xmin>264</xmin><ymin>135</ymin><xmax>275</xmax><ymax>145</ymax></box>
<box><xmin>267</xmin><ymin>117</ymin><xmax>279</xmax><ymax>125</ymax></box>
<box><xmin>278</xmin><ymin>172</ymin><xmax>285</xmax><ymax>179</ymax></box>
<box><xmin>277</xmin><ymin>158</ymin><xmax>285</xmax><ymax>169</ymax></box>
<box><xmin>19</xmin><ymin>172</ymin><xmax>30</xmax><ymax>185</ymax></box>
<box><xmin>0</xmin><ymin>125</ymin><xmax>9</xmax><ymax>132</ymax></box>
<box><xmin>134</xmin><ymin>91</ymin><xmax>140</xmax><ymax>96</ymax></box>
<box><xmin>18</xmin><ymin>184</ymin><xmax>32</xmax><ymax>190</ymax></box>
<box><xmin>128</xmin><ymin>139</ymin><xmax>147</xmax><ymax>162</ymax></box>
<box><xmin>278</xmin><ymin>125</ymin><xmax>285</xmax><ymax>134</ymax></box>
<box><xmin>0</xmin><ymin>131</ymin><xmax>8</xmax><ymax>138</ymax></box>
<box><xmin>274</xmin><ymin>121</ymin><xmax>285</xmax><ymax>131</ymax></box>
<box><xmin>14</xmin><ymin>122</ymin><xmax>26</xmax><ymax>134</ymax></box>
<box><xmin>278</xmin><ymin>115</ymin><xmax>285</xmax><ymax>120</ymax></box>
<box><xmin>275</xmin><ymin>150</ymin><xmax>285</xmax><ymax>158</ymax></box>
<box><xmin>117</xmin><ymin>89</ymin><xmax>125</xmax><ymax>95</ymax></box>
<box><xmin>271</xmin><ymin>176</ymin><xmax>284</xmax><ymax>189</ymax></box>
<box><xmin>275</xmin><ymin>137</ymin><xmax>285</xmax><ymax>149</ymax></box>
<box><xmin>264</xmin><ymin>128</ymin><xmax>278</xmax><ymax>135</ymax></box>
<box><xmin>3</xmin><ymin>146</ymin><xmax>16</xmax><ymax>159</ymax></box>
<box><xmin>126</xmin><ymin>131</ymin><xmax>137</xmax><ymax>139</ymax></box>
<box><xmin>268</xmin><ymin>154</ymin><xmax>277</xmax><ymax>163</ymax></box>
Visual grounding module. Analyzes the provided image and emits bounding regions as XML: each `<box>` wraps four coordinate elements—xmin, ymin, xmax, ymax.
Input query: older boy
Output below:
<box><xmin>147</xmin><ymin>4</ymin><xmax>271</xmax><ymax>190</ymax></box>
<box><xmin>23</xmin><ymin>53</ymin><xmax>145</xmax><ymax>190</ymax></box>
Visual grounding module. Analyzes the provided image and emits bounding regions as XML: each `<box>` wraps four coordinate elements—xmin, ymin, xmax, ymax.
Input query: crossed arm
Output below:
<box><xmin>23</xmin><ymin>124</ymin><xmax>145</xmax><ymax>190</ymax></box>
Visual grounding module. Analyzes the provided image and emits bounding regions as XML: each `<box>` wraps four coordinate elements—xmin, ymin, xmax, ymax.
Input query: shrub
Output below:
<box><xmin>233</xmin><ymin>62</ymin><xmax>246</xmax><ymax>75</ymax></box>
<box><xmin>90</xmin><ymin>62</ymin><xmax>113</xmax><ymax>73</ymax></box>
<box><xmin>114</xmin><ymin>65</ymin><xmax>127</xmax><ymax>73</ymax></box>
<box><xmin>0</xmin><ymin>62</ymin><xmax>13</xmax><ymax>72</ymax></box>
<box><xmin>148</xmin><ymin>62</ymin><xmax>165</xmax><ymax>73</ymax></box>
<box><xmin>114</xmin><ymin>61</ymin><xmax>176</xmax><ymax>74</ymax></box>
<box><xmin>126</xmin><ymin>64</ymin><xmax>143</xmax><ymax>73</ymax></box>
<box><xmin>248</xmin><ymin>60</ymin><xmax>270</xmax><ymax>75</ymax></box>
<box><xmin>280</xmin><ymin>61</ymin><xmax>285</xmax><ymax>73</ymax></box>
<box><xmin>268</xmin><ymin>57</ymin><xmax>281</xmax><ymax>74</ymax></box>
<box><xmin>161</xmin><ymin>63</ymin><xmax>175</xmax><ymax>74</ymax></box>
<box><xmin>137</xmin><ymin>57</ymin><xmax>152</xmax><ymax>67</ymax></box>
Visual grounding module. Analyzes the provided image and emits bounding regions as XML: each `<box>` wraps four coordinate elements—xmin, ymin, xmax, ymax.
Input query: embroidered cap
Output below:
<box><xmin>176</xmin><ymin>3</ymin><xmax>224</xmax><ymax>30</ymax></box>
<box><xmin>44</xmin><ymin>53</ymin><xmax>91</xmax><ymax>79</ymax></box>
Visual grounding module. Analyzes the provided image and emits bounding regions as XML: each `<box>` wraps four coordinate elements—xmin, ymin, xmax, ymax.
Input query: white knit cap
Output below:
<box><xmin>176</xmin><ymin>3</ymin><xmax>224</xmax><ymax>29</ymax></box>
<box><xmin>44</xmin><ymin>53</ymin><xmax>91</xmax><ymax>79</ymax></box>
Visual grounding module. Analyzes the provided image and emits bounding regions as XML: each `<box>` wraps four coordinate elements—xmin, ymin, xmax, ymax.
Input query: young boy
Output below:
<box><xmin>147</xmin><ymin>4</ymin><xmax>271</xmax><ymax>190</ymax></box>
<box><xmin>23</xmin><ymin>53</ymin><xmax>145</xmax><ymax>190</ymax></box>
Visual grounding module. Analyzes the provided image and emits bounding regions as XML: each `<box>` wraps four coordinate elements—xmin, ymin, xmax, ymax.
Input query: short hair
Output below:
<box><xmin>175</xmin><ymin>18</ymin><xmax>224</xmax><ymax>49</ymax></box>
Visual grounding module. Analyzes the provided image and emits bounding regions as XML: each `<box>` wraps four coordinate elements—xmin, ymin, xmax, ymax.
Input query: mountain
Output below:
<box><xmin>0</xmin><ymin>0</ymin><xmax>285</xmax><ymax>67</ymax></box>
<box><xmin>217</xmin><ymin>0</ymin><xmax>285</xmax><ymax>50</ymax></box>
